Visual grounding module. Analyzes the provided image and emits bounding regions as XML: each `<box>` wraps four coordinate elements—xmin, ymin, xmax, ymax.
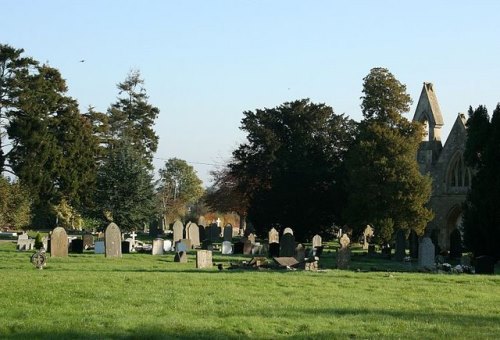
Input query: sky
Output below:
<box><xmin>2</xmin><ymin>0</ymin><xmax>500</xmax><ymax>185</ymax></box>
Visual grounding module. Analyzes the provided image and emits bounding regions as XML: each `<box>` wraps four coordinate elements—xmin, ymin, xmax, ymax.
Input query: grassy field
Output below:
<box><xmin>0</xmin><ymin>240</ymin><xmax>499</xmax><ymax>339</ymax></box>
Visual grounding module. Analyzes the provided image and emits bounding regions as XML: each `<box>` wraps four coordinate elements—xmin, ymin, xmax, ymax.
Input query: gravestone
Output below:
<box><xmin>418</xmin><ymin>237</ymin><xmax>435</xmax><ymax>268</ymax></box>
<box><xmin>105</xmin><ymin>222</ymin><xmax>122</xmax><ymax>258</ymax></box>
<box><xmin>198</xmin><ymin>225</ymin><xmax>207</xmax><ymax>242</ymax></box>
<box><xmin>268</xmin><ymin>228</ymin><xmax>279</xmax><ymax>244</ymax></box>
<box><xmin>202</xmin><ymin>240</ymin><xmax>213</xmax><ymax>251</ymax></box>
<box><xmin>209</xmin><ymin>223</ymin><xmax>220</xmax><ymax>242</ymax></box>
<box><xmin>175</xmin><ymin>240</ymin><xmax>188</xmax><ymax>253</ymax></box>
<box><xmin>368</xmin><ymin>244</ymin><xmax>376</xmax><ymax>256</ymax></box>
<box><xmin>163</xmin><ymin>239</ymin><xmax>173</xmax><ymax>252</ymax></box>
<box><xmin>94</xmin><ymin>241</ymin><xmax>105</xmax><ymax>254</ymax></box>
<box><xmin>336</xmin><ymin>234</ymin><xmax>351</xmax><ymax>269</ymax></box>
<box><xmin>362</xmin><ymin>225</ymin><xmax>374</xmax><ymax>250</ymax></box>
<box><xmin>409</xmin><ymin>230</ymin><xmax>419</xmax><ymax>258</ymax></box>
<box><xmin>180</xmin><ymin>239</ymin><xmax>192</xmax><ymax>250</ymax></box>
<box><xmin>71</xmin><ymin>239</ymin><xmax>84</xmax><ymax>253</ymax></box>
<box><xmin>205</xmin><ymin>225</ymin><xmax>213</xmax><ymax>241</ymax></box>
<box><xmin>149</xmin><ymin>222</ymin><xmax>159</xmax><ymax>238</ymax></box>
<box><xmin>221</xmin><ymin>241</ymin><xmax>233</xmax><ymax>255</ymax></box>
<box><xmin>83</xmin><ymin>234</ymin><xmax>94</xmax><ymax>250</ymax></box>
<box><xmin>243</xmin><ymin>239</ymin><xmax>253</xmax><ymax>255</ymax></box>
<box><xmin>174</xmin><ymin>251</ymin><xmax>187</xmax><ymax>263</ymax></box>
<box><xmin>173</xmin><ymin>220</ymin><xmax>184</xmax><ymax>244</ymax></box>
<box><xmin>186</xmin><ymin>222</ymin><xmax>200</xmax><ymax>248</ymax></box>
<box><xmin>51</xmin><ymin>227</ymin><xmax>69</xmax><ymax>257</ymax></box>
<box><xmin>475</xmin><ymin>256</ymin><xmax>495</xmax><ymax>274</ymax></box>
<box><xmin>283</xmin><ymin>227</ymin><xmax>294</xmax><ymax>235</ymax></box>
<box><xmin>295</xmin><ymin>243</ymin><xmax>306</xmax><ymax>262</ymax></box>
<box><xmin>121</xmin><ymin>241</ymin><xmax>131</xmax><ymax>254</ymax></box>
<box><xmin>152</xmin><ymin>238</ymin><xmax>164</xmax><ymax>255</ymax></box>
<box><xmin>198</xmin><ymin>216</ymin><xmax>206</xmax><ymax>227</ymax></box>
<box><xmin>196</xmin><ymin>250</ymin><xmax>213</xmax><ymax>269</ymax></box>
<box><xmin>280</xmin><ymin>233</ymin><xmax>295</xmax><ymax>257</ymax></box>
<box><xmin>312</xmin><ymin>234</ymin><xmax>322</xmax><ymax>248</ymax></box>
<box><xmin>233</xmin><ymin>241</ymin><xmax>244</xmax><ymax>254</ymax></box>
<box><xmin>223</xmin><ymin>224</ymin><xmax>233</xmax><ymax>242</ymax></box>
<box><xmin>269</xmin><ymin>242</ymin><xmax>280</xmax><ymax>257</ymax></box>
<box><xmin>449</xmin><ymin>229</ymin><xmax>463</xmax><ymax>259</ymax></box>
<box><xmin>394</xmin><ymin>229</ymin><xmax>406</xmax><ymax>261</ymax></box>
<box><xmin>247</xmin><ymin>233</ymin><xmax>256</xmax><ymax>244</ymax></box>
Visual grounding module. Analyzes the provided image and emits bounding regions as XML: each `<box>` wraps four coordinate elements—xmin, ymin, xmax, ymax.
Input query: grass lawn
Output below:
<box><xmin>0</xmin><ymin>240</ymin><xmax>499</xmax><ymax>339</ymax></box>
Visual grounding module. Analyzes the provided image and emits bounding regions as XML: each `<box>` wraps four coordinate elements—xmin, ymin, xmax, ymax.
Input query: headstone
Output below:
<box><xmin>198</xmin><ymin>225</ymin><xmax>206</xmax><ymax>242</ymax></box>
<box><xmin>173</xmin><ymin>220</ymin><xmax>184</xmax><ymax>244</ymax></box>
<box><xmin>208</xmin><ymin>223</ymin><xmax>220</xmax><ymax>242</ymax></box>
<box><xmin>186</xmin><ymin>222</ymin><xmax>200</xmax><ymax>248</ymax></box>
<box><xmin>221</xmin><ymin>241</ymin><xmax>233</xmax><ymax>255</ymax></box>
<box><xmin>18</xmin><ymin>233</ymin><xmax>29</xmax><ymax>241</ymax></box>
<box><xmin>121</xmin><ymin>241</ymin><xmax>131</xmax><ymax>254</ymax></box>
<box><xmin>252</xmin><ymin>243</ymin><xmax>264</xmax><ymax>255</ymax></box>
<box><xmin>336</xmin><ymin>234</ymin><xmax>351</xmax><ymax>269</ymax></box>
<box><xmin>198</xmin><ymin>216</ymin><xmax>206</xmax><ymax>227</ymax></box>
<box><xmin>362</xmin><ymin>225</ymin><xmax>374</xmax><ymax>250</ymax></box>
<box><xmin>475</xmin><ymin>256</ymin><xmax>495</xmax><ymax>274</ymax></box>
<box><xmin>31</xmin><ymin>250</ymin><xmax>47</xmax><ymax>269</ymax></box>
<box><xmin>105</xmin><ymin>222</ymin><xmax>122</xmax><ymax>258</ymax></box>
<box><xmin>418</xmin><ymin>237</ymin><xmax>435</xmax><ymax>268</ymax></box>
<box><xmin>83</xmin><ymin>234</ymin><xmax>94</xmax><ymax>250</ymax></box>
<box><xmin>268</xmin><ymin>242</ymin><xmax>280</xmax><ymax>257</ymax></box>
<box><xmin>247</xmin><ymin>233</ymin><xmax>256</xmax><ymax>244</ymax></box>
<box><xmin>152</xmin><ymin>238</ymin><xmax>165</xmax><ymax>255</ymax></box>
<box><xmin>280</xmin><ymin>233</ymin><xmax>295</xmax><ymax>257</ymax></box>
<box><xmin>94</xmin><ymin>241</ymin><xmax>105</xmax><ymax>254</ymax></box>
<box><xmin>17</xmin><ymin>238</ymin><xmax>35</xmax><ymax>251</ymax></box>
<box><xmin>283</xmin><ymin>227</ymin><xmax>294</xmax><ymax>235</ymax></box>
<box><xmin>233</xmin><ymin>241</ymin><xmax>244</xmax><ymax>254</ymax></box>
<box><xmin>180</xmin><ymin>239</ymin><xmax>192</xmax><ymax>250</ymax></box>
<box><xmin>408</xmin><ymin>230</ymin><xmax>419</xmax><ymax>258</ymax></box>
<box><xmin>71</xmin><ymin>239</ymin><xmax>84</xmax><ymax>253</ymax></box>
<box><xmin>312</xmin><ymin>234</ymin><xmax>322</xmax><ymax>248</ymax></box>
<box><xmin>243</xmin><ymin>239</ymin><xmax>253</xmax><ymax>255</ymax></box>
<box><xmin>273</xmin><ymin>257</ymin><xmax>299</xmax><ymax>268</ymax></box>
<box><xmin>223</xmin><ymin>224</ymin><xmax>233</xmax><ymax>242</ymax></box>
<box><xmin>460</xmin><ymin>254</ymin><xmax>472</xmax><ymax>267</ymax></box>
<box><xmin>295</xmin><ymin>243</ymin><xmax>305</xmax><ymax>262</ymax></box>
<box><xmin>394</xmin><ymin>229</ymin><xmax>406</xmax><ymax>261</ymax></box>
<box><xmin>268</xmin><ymin>228</ymin><xmax>279</xmax><ymax>244</ymax></box>
<box><xmin>449</xmin><ymin>228</ymin><xmax>463</xmax><ymax>259</ymax></box>
<box><xmin>149</xmin><ymin>222</ymin><xmax>159</xmax><ymax>238</ymax></box>
<box><xmin>163</xmin><ymin>239</ymin><xmax>173</xmax><ymax>252</ymax></box>
<box><xmin>174</xmin><ymin>251</ymin><xmax>187</xmax><ymax>263</ymax></box>
<box><xmin>51</xmin><ymin>227</ymin><xmax>69</xmax><ymax>257</ymax></box>
<box><xmin>202</xmin><ymin>240</ymin><xmax>213</xmax><ymax>251</ymax></box>
<box><xmin>368</xmin><ymin>244</ymin><xmax>376</xmax><ymax>256</ymax></box>
<box><xmin>196</xmin><ymin>250</ymin><xmax>213</xmax><ymax>269</ymax></box>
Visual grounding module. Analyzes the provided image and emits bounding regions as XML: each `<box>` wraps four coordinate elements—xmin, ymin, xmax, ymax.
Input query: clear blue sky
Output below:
<box><xmin>2</xmin><ymin>0</ymin><xmax>500</xmax><ymax>185</ymax></box>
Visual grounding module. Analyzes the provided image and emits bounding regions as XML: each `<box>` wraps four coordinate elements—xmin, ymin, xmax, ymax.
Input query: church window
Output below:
<box><xmin>448</xmin><ymin>153</ymin><xmax>471</xmax><ymax>189</ymax></box>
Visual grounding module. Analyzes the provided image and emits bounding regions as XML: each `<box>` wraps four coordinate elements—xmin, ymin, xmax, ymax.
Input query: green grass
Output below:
<box><xmin>0</xmin><ymin>240</ymin><xmax>499</xmax><ymax>339</ymax></box>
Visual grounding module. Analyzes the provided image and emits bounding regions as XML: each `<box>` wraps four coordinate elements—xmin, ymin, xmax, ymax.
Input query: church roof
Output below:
<box><xmin>413</xmin><ymin>82</ymin><xmax>444</xmax><ymax>126</ymax></box>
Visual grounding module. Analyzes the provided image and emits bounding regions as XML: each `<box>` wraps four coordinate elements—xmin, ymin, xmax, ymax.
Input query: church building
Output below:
<box><xmin>412</xmin><ymin>83</ymin><xmax>471</xmax><ymax>251</ymax></box>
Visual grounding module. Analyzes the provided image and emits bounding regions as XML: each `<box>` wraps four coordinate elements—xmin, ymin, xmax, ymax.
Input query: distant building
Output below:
<box><xmin>413</xmin><ymin>83</ymin><xmax>471</xmax><ymax>251</ymax></box>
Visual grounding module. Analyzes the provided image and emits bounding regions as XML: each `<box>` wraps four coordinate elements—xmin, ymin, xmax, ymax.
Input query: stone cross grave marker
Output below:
<box><xmin>362</xmin><ymin>225</ymin><xmax>374</xmax><ymax>250</ymax></box>
<box><xmin>337</xmin><ymin>234</ymin><xmax>351</xmax><ymax>269</ymax></box>
<box><xmin>223</xmin><ymin>224</ymin><xmax>233</xmax><ymax>242</ymax></box>
<box><xmin>268</xmin><ymin>227</ymin><xmax>279</xmax><ymax>244</ymax></box>
<box><xmin>280</xmin><ymin>233</ymin><xmax>295</xmax><ymax>257</ymax></box>
<box><xmin>105</xmin><ymin>222</ymin><xmax>122</xmax><ymax>258</ymax></box>
<box><xmin>247</xmin><ymin>233</ymin><xmax>256</xmax><ymax>244</ymax></box>
<box><xmin>418</xmin><ymin>237</ymin><xmax>435</xmax><ymax>268</ymax></box>
<box><xmin>173</xmin><ymin>220</ymin><xmax>184</xmax><ymax>244</ymax></box>
<box><xmin>152</xmin><ymin>238</ymin><xmax>164</xmax><ymax>255</ymax></box>
<box><xmin>51</xmin><ymin>227</ymin><xmax>68</xmax><ymax>257</ymax></box>
<box><xmin>312</xmin><ymin>234</ymin><xmax>322</xmax><ymax>248</ymax></box>
<box><xmin>196</xmin><ymin>250</ymin><xmax>213</xmax><ymax>269</ymax></box>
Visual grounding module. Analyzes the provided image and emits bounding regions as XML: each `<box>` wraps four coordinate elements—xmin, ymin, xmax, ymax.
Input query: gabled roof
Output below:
<box><xmin>412</xmin><ymin>82</ymin><xmax>444</xmax><ymax>126</ymax></box>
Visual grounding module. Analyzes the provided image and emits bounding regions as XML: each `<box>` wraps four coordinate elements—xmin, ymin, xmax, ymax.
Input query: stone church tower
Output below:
<box><xmin>413</xmin><ymin>83</ymin><xmax>471</xmax><ymax>251</ymax></box>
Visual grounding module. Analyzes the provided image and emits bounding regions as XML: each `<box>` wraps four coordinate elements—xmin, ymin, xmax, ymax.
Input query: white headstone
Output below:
<box><xmin>94</xmin><ymin>241</ymin><xmax>105</xmax><ymax>254</ymax></box>
<box><xmin>283</xmin><ymin>227</ymin><xmax>293</xmax><ymax>235</ymax></box>
<box><xmin>152</xmin><ymin>238</ymin><xmax>164</xmax><ymax>255</ymax></box>
<box><xmin>163</xmin><ymin>239</ymin><xmax>172</xmax><ymax>252</ymax></box>
<box><xmin>221</xmin><ymin>241</ymin><xmax>233</xmax><ymax>255</ymax></box>
<box><xmin>173</xmin><ymin>220</ymin><xmax>183</xmax><ymax>243</ymax></box>
<box><xmin>312</xmin><ymin>234</ymin><xmax>322</xmax><ymax>248</ymax></box>
<box><xmin>186</xmin><ymin>222</ymin><xmax>200</xmax><ymax>247</ymax></box>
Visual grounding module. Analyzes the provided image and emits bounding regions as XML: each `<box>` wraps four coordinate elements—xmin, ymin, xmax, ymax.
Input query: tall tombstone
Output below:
<box><xmin>152</xmin><ymin>238</ymin><xmax>165</xmax><ymax>255</ymax></box>
<box><xmin>312</xmin><ymin>234</ymin><xmax>322</xmax><ymax>248</ymax></box>
<box><xmin>283</xmin><ymin>227</ymin><xmax>294</xmax><ymax>236</ymax></box>
<box><xmin>269</xmin><ymin>242</ymin><xmax>280</xmax><ymax>257</ymax></box>
<box><xmin>243</xmin><ymin>239</ymin><xmax>253</xmax><ymax>255</ymax></box>
<box><xmin>362</xmin><ymin>225</ymin><xmax>374</xmax><ymax>250</ymax></box>
<box><xmin>198</xmin><ymin>225</ymin><xmax>207</xmax><ymax>242</ymax></box>
<box><xmin>105</xmin><ymin>222</ymin><xmax>122</xmax><ymax>258</ymax></box>
<box><xmin>198</xmin><ymin>216</ymin><xmax>206</xmax><ymax>227</ymax></box>
<box><xmin>51</xmin><ymin>227</ymin><xmax>69</xmax><ymax>257</ymax></box>
<box><xmin>295</xmin><ymin>243</ymin><xmax>305</xmax><ymax>262</ymax></box>
<box><xmin>223</xmin><ymin>224</ymin><xmax>233</xmax><ymax>242</ymax></box>
<box><xmin>186</xmin><ymin>222</ymin><xmax>200</xmax><ymax>248</ymax></box>
<box><xmin>196</xmin><ymin>250</ymin><xmax>213</xmax><ymax>269</ymax></box>
<box><xmin>268</xmin><ymin>228</ymin><xmax>279</xmax><ymax>244</ymax></box>
<box><xmin>172</xmin><ymin>220</ymin><xmax>184</xmax><ymax>244</ymax></box>
<box><xmin>280</xmin><ymin>233</ymin><xmax>295</xmax><ymax>257</ymax></box>
<box><xmin>449</xmin><ymin>228</ymin><xmax>463</xmax><ymax>259</ymax></box>
<box><xmin>394</xmin><ymin>229</ymin><xmax>406</xmax><ymax>261</ymax></box>
<box><xmin>409</xmin><ymin>230</ymin><xmax>419</xmax><ymax>258</ymax></box>
<box><xmin>336</xmin><ymin>234</ymin><xmax>351</xmax><ymax>269</ymax></box>
<box><xmin>209</xmin><ymin>223</ymin><xmax>220</xmax><ymax>242</ymax></box>
<box><xmin>247</xmin><ymin>233</ymin><xmax>256</xmax><ymax>244</ymax></box>
<box><xmin>418</xmin><ymin>237</ymin><xmax>435</xmax><ymax>268</ymax></box>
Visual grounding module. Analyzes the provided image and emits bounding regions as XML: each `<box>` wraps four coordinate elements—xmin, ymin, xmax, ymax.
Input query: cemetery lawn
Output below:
<box><xmin>1</xmin><ymin>241</ymin><xmax>499</xmax><ymax>339</ymax></box>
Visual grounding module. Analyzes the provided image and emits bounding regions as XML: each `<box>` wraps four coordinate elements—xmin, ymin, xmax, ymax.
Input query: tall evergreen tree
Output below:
<box><xmin>463</xmin><ymin>104</ymin><xmax>500</xmax><ymax>259</ymax></box>
<box><xmin>344</xmin><ymin>68</ymin><xmax>433</xmax><ymax>239</ymax></box>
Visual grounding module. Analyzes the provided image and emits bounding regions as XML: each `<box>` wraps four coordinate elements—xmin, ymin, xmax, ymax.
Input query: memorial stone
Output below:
<box><xmin>221</xmin><ymin>241</ymin><xmax>233</xmax><ymax>255</ymax></box>
<box><xmin>152</xmin><ymin>238</ymin><xmax>165</xmax><ymax>255</ymax></box>
<box><xmin>295</xmin><ymin>243</ymin><xmax>305</xmax><ymax>262</ymax></box>
<box><xmin>51</xmin><ymin>227</ymin><xmax>69</xmax><ymax>257</ymax></box>
<box><xmin>362</xmin><ymin>225</ymin><xmax>374</xmax><ymax>250</ymax></box>
<box><xmin>223</xmin><ymin>224</ymin><xmax>233</xmax><ymax>242</ymax></box>
<box><xmin>173</xmin><ymin>220</ymin><xmax>184</xmax><ymax>244</ymax></box>
<box><xmin>336</xmin><ymin>234</ymin><xmax>351</xmax><ymax>269</ymax></box>
<box><xmin>418</xmin><ymin>237</ymin><xmax>435</xmax><ymax>268</ymax></box>
<box><xmin>83</xmin><ymin>234</ymin><xmax>94</xmax><ymax>250</ymax></box>
<box><xmin>94</xmin><ymin>241</ymin><xmax>105</xmax><ymax>254</ymax></box>
<box><xmin>71</xmin><ymin>239</ymin><xmax>84</xmax><ymax>253</ymax></box>
<box><xmin>196</xmin><ymin>250</ymin><xmax>213</xmax><ymax>269</ymax></box>
<box><xmin>269</xmin><ymin>242</ymin><xmax>280</xmax><ymax>257</ymax></box>
<box><xmin>268</xmin><ymin>228</ymin><xmax>279</xmax><ymax>244</ymax></box>
<box><xmin>186</xmin><ymin>222</ymin><xmax>200</xmax><ymax>248</ymax></box>
<box><xmin>163</xmin><ymin>239</ymin><xmax>173</xmax><ymax>252</ymax></box>
<box><xmin>247</xmin><ymin>233</ymin><xmax>256</xmax><ymax>244</ymax></box>
<box><xmin>243</xmin><ymin>239</ymin><xmax>253</xmax><ymax>255</ymax></box>
<box><xmin>283</xmin><ymin>227</ymin><xmax>294</xmax><ymax>235</ymax></box>
<box><xmin>312</xmin><ymin>234</ymin><xmax>322</xmax><ymax>248</ymax></box>
<box><xmin>105</xmin><ymin>222</ymin><xmax>122</xmax><ymax>258</ymax></box>
<box><xmin>174</xmin><ymin>251</ymin><xmax>188</xmax><ymax>263</ymax></box>
<box><xmin>280</xmin><ymin>233</ymin><xmax>295</xmax><ymax>257</ymax></box>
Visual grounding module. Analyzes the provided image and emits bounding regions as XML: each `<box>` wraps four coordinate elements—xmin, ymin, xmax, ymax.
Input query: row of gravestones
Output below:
<box><xmin>171</xmin><ymin>220</ymin><xmax>239</xmax><ymax>248</ymax></box>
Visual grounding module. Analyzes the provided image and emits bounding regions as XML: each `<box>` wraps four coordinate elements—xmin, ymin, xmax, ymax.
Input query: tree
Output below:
<box><xmin>107</xmin><ymin>70</ymin><xmax>159</xmax><ymax>169</ymax></box>
<box><xmin>158</xmin><ymin>158</ymin><xmax>204</xmax><ymax>224</ymax></box>
<box><xmin>229</xmin><ymin>99</ymin><xmax>356</xmax><ymax>241</ymax></box>
<box><xmin>0</xmin><ymin>176</ymin><xmax>31</xmax><ymax>229</ymax></box>
<box><xmin>344</xmin><ymin>68</ymin><xmax>433</xmax><ymax>239</ymax></box>
<box><xmin>462</xmin><ymin>104</ymin><xmax>500</xmax><ymax>259</ymax></box>
<box><xmin>96</xmin><ymin>140</ymin><xmax>157</xmax><ymax>231</ymax></box>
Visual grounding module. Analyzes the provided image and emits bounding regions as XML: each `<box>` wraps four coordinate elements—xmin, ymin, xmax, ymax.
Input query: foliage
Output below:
<box><xmin>229</xmin><ymin>99</ymin><xmax>356</xmax><ymax>241</ymax></box>
<box><xmin>0</xmin><ymin>176</ymin><xmax>31</xmax><ymax>229</ymax></box>
<box><xmin>96</xmin><ymin>140</ymin><xmax>157</xmax><ymax>231</ymax></box>
<box><xmin>463</xmin><ymin>104</ymin><xmax>500</xmax><ymax>259</ymax></box>
<box><xmin>34</xmin><ymin>232</ymin><xmax>43</xmax><ymax>249</ymax></box>
<box><xmin>373</xmin><ymin>217</ymin><xmax>394</xmax><ymax>245</ymax></box>
<box><xmin>107</xmin><ymin>70</ymin><xmax>159</xmax><ymax>169</ymax></box>
<box><xmin>52</xmin><ymin>198</ymin><xmax>83</xmax><ymax>230</ymax></box>
<box><xmin>158</xmin><ymin>158</ymin><xmax>204</xmax><ymax>223</ymax></box>
<box><xmin>344</xmin><ymin>68</ymin><xmax>433</xmax><ymax>237</ymax></box>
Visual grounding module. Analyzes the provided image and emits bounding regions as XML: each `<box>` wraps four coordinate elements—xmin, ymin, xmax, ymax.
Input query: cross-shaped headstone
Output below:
<box><xmin>130</xmin><ymin>232</ymin><xmax>137</xmax><ymax>244</ymax></box>
<box><xmin>216</xmin><ymin>218</ymin><xmax>221</xmax><ymax>227</ymax></box>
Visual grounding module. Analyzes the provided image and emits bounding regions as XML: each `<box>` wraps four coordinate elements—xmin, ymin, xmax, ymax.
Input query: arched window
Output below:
<box><xmin>447</xmin><ymin>153</ymin><xmax>472</xmax><ymax>189</ymax></box>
